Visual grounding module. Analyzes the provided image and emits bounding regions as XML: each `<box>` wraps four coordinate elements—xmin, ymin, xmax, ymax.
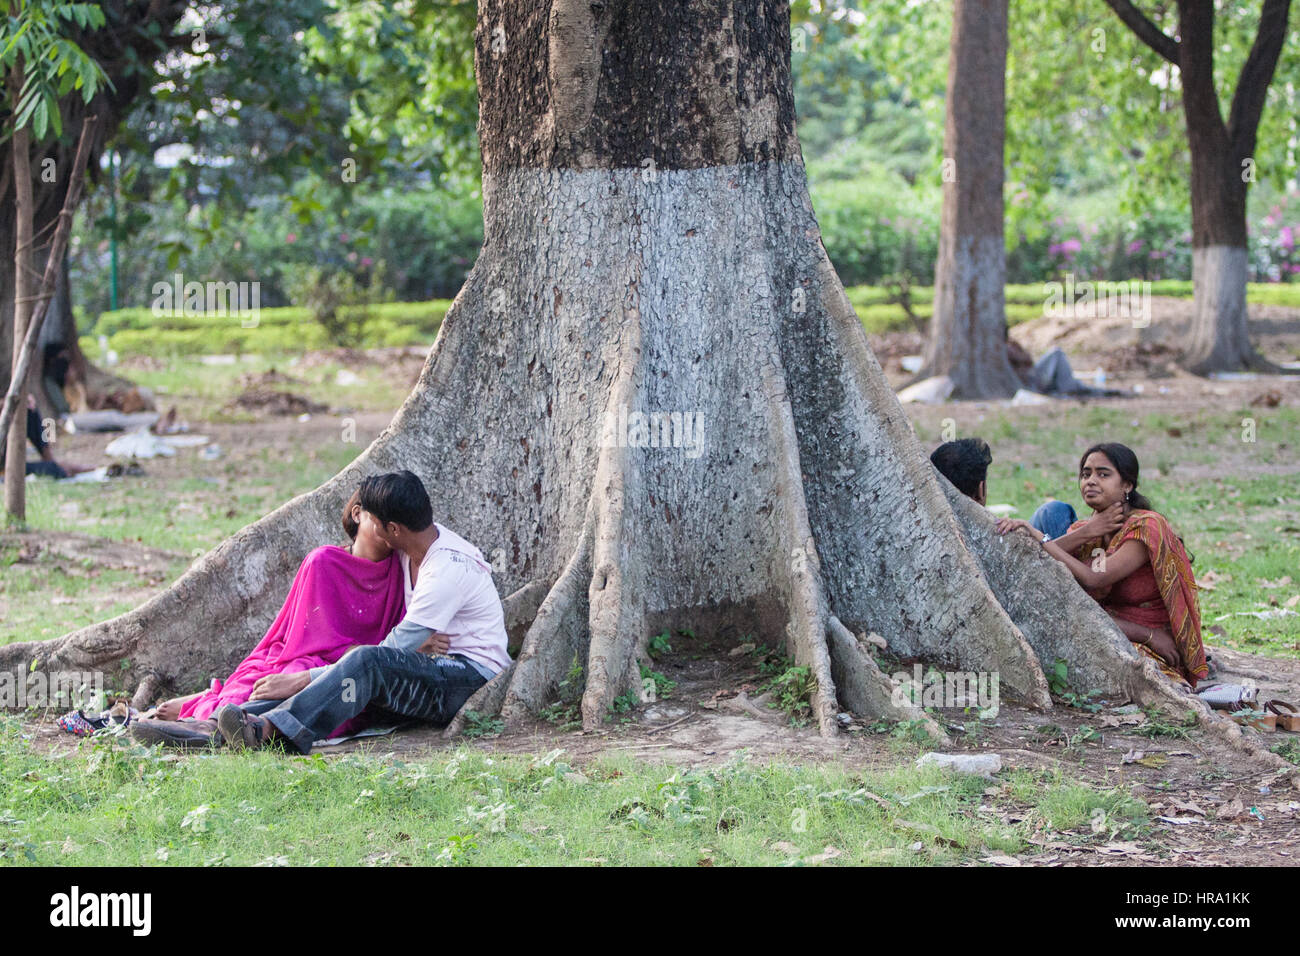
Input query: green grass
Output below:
<box><xmin>0</xmin><ymin>719</ymin><xmax>1149</xmax><ymax>866</ymax></box>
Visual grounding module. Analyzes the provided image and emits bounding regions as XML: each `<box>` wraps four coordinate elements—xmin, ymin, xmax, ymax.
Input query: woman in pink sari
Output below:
<box><xmin>131</xmin><ymin>489</ymin><xmax>426</xmax><ymax>748</ymax></box>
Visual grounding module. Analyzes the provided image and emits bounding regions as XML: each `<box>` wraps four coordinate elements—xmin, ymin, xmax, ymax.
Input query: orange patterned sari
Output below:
<box><xmin>1067</xmin><ymin>509</ymin><xmax>1208</xmax><ymax>688</ymax></box>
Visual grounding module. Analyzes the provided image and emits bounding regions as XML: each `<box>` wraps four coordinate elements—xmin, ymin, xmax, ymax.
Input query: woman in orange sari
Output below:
<box><xmin>997</xmin><ymin>442</ymin><xmax>1208</xmax><ymax>688</ymax></box>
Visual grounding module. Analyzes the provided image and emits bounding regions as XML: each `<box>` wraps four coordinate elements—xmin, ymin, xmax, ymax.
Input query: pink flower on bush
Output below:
<box><xmin>1127</xmin><ymin>239</ymin><xmax>1144</xmax><ymax>255</ymax></box>
<box><xmin>361</xmin><ymin>257</ymin><xmax>374</xmax><ymax>267</ymax></box>
<box><xmin>1280</xmin><ymin>226</ymin><xmax>1294</xmax><ymax>250</ymax></box>
<box><xmin>286</xmin><ymin>232</ymin><xmax>297</xmax><ymax>244</ymax></box>
<box><xmin>339</xmin><ymin>232</ymin><xmax>350</xmax><ymax>243</ymax></box>
<box><xmin>346</xmin><ymin>251</ymin><xmax>358</xmax><ymax>263</ymax></box>
<box><xmin>1049</xmin><ymin>238</ymin><xmax>1082</xmax><ymax>259</ymax></box>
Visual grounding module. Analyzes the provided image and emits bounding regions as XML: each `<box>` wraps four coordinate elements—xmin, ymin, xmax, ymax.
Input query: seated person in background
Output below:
<box><xmin>930</xmin><ymin>437</ymin><xmax>1076</xmax><ymax>539</ymax></box>
<box><xmin>0</xmin><ymin>395</ymin><xmax>85</xmax><ymax>480</ymax></box>
<box><xmin>995</xmin><ymin>442</ymin><xmax>1208</xmax><ymax>689</ymax></box>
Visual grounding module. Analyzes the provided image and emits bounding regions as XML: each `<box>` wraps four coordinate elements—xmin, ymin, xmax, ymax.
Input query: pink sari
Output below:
<box><xmin>179</xmin><ymin>545</ymin><xmax>405</xmax><ymax>721</ymax></box>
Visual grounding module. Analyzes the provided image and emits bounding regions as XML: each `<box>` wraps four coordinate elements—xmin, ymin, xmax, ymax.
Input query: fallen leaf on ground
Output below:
<box><xmin>1099</xmin><ymin>713</ymin><xmax>1147</xmax><ymax>728</ymax></box>
<box><xmin>804</xmin><ymin>845</ymin><xmax>842</xmax><ymax>865</ymax></box>
<box><xmin>1216</xmin><ymin>799</ymin><xmax>1246</xmax><ymax>821</ymax></box>
<box><xmin>1197</xmin><ymin>570</ymin><xmax>1231</xmax><ymax>591</ymax></box>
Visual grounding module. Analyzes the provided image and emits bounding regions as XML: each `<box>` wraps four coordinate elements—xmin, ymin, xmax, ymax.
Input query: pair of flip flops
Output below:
<box><xmin>1229</xmin><ymin>699</ymin><xmax>1300</xmax><ymax>732</ymax></box>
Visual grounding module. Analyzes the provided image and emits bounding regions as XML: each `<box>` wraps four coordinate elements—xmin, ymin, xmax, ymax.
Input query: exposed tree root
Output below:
<box><xmin>809</xmin><ymin>248</ymin><xmax>1053</xmax><ymax>709</ymax></box>
<box><xmin>826</xmin><ymin>615</ymin><xmax>951</xmax><ymax>745</ymax></box>
<box><xmin>498</xmin><ymin>511</ymin><xmax>594</xmax><ymax>729</ymax></box>
<box><xmin>760</xmin><ymin>350</ymin><xmax>839</xmax><ymax>735</ymax></box>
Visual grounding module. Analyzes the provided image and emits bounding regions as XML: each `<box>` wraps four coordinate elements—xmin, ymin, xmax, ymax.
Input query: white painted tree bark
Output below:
<box><xmin>0</xmin><ymin>0</ymin><xmax>1280</xmax><ymax>766</ymax></box>
<box><xmin>921</xmin><ymin>0</ymin><xmax>1022</xmax><ymax>399</ymax></box>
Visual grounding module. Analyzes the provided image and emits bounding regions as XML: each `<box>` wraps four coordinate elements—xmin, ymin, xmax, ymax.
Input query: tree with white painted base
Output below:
<box><xmin>0</xmin><ymin>0</ymin><xmax>1278</xmax><ymax>765</ymax></box>
<box><xmin>922</xmin><ymin>0</ymin><xmax>1022</xmax><ymax>399</ymax></box>
<box><xmin>1104</xmin><ymin>0</ymin><xmax>1293</xmax><ymax>374</ymax></box>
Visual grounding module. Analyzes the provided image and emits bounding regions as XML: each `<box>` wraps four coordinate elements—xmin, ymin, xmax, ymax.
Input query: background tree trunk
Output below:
<box><xmin>0</xmin><ymin>0</ymin><xmax>1275</xmax><ymax>765</ymax></box>
<box><xmin>1106</xmin><ymin>0</ymin><xmax>1293</xmax><ymax>374</ymax></box>
<box><xmin>920</xmin><ymin>0</ymin><xmax>1021</xmax><ymax>399</ymax></box>
<box><xmin>1178</xmin><ymin>0</ymin><xmax>1269</xmax><ymax>375</ymax></box>
<box><xmin>0</xmin><ymin>0</ymin><xmax>191</xmax><ymax>409</ymax></box>
<box><xmin>5</xmin><ymin>85</ymin><xmax>33</xmax><ymax>520</ymax></box>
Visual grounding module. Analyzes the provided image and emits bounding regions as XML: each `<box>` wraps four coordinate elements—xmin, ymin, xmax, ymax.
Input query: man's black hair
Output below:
<box><xmin>930</xmin><ymin>438</ymin><xmax>992</xmax><ymax>500</ymax></box>
<box><xmin>358</xmin><ymin>470</ymin><xmax>432</xmax><ymax>531</ymax></box>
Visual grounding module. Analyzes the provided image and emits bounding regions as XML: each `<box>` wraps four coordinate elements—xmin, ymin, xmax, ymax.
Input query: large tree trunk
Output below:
<box><xmin>1178</xmin><ymin>0</ymin><xmax>1276</xmax><ymax>375</ymax></box>
<box><xmin>920</xmin><ymin>0</ymin><xmax>1021</xmax><ymax>399</ymax></box>
<box><xmin>0</xmin><ymin>0</ymin><xmax>1280</xmax><ymax>766</ymax></box>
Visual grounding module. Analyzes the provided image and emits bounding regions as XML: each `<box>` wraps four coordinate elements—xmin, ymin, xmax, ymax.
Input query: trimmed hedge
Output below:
<box><xmin>88</xmin><ymin>282</ymin><xmax>1300</xmax><ymax>357</ymax></box>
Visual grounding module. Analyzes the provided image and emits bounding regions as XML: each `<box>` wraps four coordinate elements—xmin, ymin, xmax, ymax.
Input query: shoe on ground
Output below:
<box><xmin>215</xmin><ymin>704</ymin><xmax>273</xmax><ymax>751</ymax></box>
<box><xmin>131</xmin><ymin>717</ymin><xmax>220</xmax><ymax>749</ymax></box>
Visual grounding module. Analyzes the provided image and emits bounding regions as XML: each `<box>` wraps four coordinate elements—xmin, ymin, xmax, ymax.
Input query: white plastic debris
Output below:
<box><xmin>897</xmin><ymin>375</ymin><xmax>954</xmax><ymax>404</ymax></box>
<box><xmin>915</xmin><ymin>752</ymin><xmax>1003</xmax><ymax>778</ymax></box>
<box><xmin>158</xmin><ymin>435</ymin><xmax>210</xmax><ymax>449</ymax></box>
<box><xmin>900</xmin><ymin>355</ymin><xmax>924</xmax><ymax>373</ymax></box>
<box><xmin>66</xmin><ymin>466</ymin><xmax>111</xmax><ymax>483</ymax></box>
<box><xmin>1009</xmin><ymin>388</ymin><xmax>1049</xmax><ymax>406</ymax></box>
<box><xmin>104</xmin><ymin>429</ymin><xmax>176</xmax><ymax>459</ymax></box>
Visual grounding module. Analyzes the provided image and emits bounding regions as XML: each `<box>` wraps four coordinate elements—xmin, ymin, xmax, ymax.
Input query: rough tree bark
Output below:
<box><xmin>1104</xmin><ymin>0</ymin><xmax>1294</xmax><ymax>374</ymax></box>
<box><xmin>920</xmin><ymin>0</ymin><xmax>1021</xmax><ymax>399</ymax></box>
<box><xmin>0</xmin><ymin>0</ymin><xmax>1282</xmax><ymax>767</ymax></box>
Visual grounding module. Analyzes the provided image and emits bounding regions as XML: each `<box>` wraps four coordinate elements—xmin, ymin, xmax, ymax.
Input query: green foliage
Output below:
<box><xmin>0</xmin><ymin>0</ymin><xmax>108</xmax><ymax>140</ymax></box>
<box><xmin>608</xmin><ymin>692</ymin><xmax>638</xmax><ymax>717</ymax></box>
<box><xmin>284</xmin><ymin>259</ymin><xmax>394</xmax><ymax>349</ymax></box>
<box><xmin>1131</xmin><ymin>709</ymin><xmax>1197</xmax><ymax>740</ymax></box>
<box><xmin>647</xmin><ymin>631</ymin><xmax>673</xmax><ymax>659</ymax></box>
<box><xmin>1047</xmin><ymin>659</ymin><xmax>1071</xmax><ymax>697</ymax></box>
<box><xmin>764</xmin><ymin>665</ymin><xmax>817</xmax><ymax>728</ymax></box>
<box><xmin>461</xmin><ymin>711</ymin><xmax>505</xmax><ymax>740</ymax></box>
<box><xmin>1272</xmin><ymin>738</ymin><xmax>1300</xmax><ymax>765</ymax></box>
<box><xmin>638</xmin><ymin>662</ymin><xmax>676</xmax><ymax>701</ymax></box>
<box><xmin>537</xmin><ymin>653</ymin><xmax>585</xmax><ymax>730</ymax></box>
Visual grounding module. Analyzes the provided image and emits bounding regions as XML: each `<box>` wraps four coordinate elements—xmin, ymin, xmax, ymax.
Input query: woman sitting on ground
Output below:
<box><xmin>996</xmin><ymin>442</ymin><xmax>1208</xmax><ymax>688</ymax></box>
<box><xmin>133</xmin><ymin>488</ymin><xmax>444</xmax><ymax>746</ymax></box>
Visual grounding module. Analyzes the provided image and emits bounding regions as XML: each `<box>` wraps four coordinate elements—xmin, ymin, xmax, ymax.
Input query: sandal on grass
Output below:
<box><xmin>1265</xmin><ymin>700</ymin><xmax>1300</xmax><ymax>732</ymax></box>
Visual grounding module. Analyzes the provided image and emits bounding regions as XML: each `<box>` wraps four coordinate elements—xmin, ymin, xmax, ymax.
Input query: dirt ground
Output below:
<box><xmin>11</xmin><ymin>303</ymin><xmax>1300</xmax><ymax>866</ymax></box>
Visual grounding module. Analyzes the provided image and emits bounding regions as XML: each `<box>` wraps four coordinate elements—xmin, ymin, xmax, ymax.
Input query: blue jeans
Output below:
<box><xmin>260</xmin><ymin>646</ymin><xmax>489</xmax><ymax>754</ymax></box>
<box><xmin>1030</xmin><ymin>500</ymin><xmax>1077</xmax><ymax>540</ymax></box>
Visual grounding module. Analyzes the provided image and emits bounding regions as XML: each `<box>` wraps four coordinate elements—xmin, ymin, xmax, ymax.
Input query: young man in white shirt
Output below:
<box><xmin>216</xmin><ymin>470</ymin><xmax>511</xmax><ymax>753</ymax></box>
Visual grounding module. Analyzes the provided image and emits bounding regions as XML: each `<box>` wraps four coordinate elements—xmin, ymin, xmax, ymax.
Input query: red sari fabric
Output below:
<box><xmin>1068</xmin><ymin>509</ymin><xmax>1208</xmax><ymax>688</ymax></box>
<box><xmin>178</xmin><ymin>545</ymin><xmax>406</xmax><ymax>721</ymax></box>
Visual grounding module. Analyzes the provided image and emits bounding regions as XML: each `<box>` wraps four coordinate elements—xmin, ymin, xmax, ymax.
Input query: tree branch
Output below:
<box><xmin>1228</xmin><ymin>0</ymin><xmax>1292</xmax><ymax>159</ymax></box>
<box><xmin>1103</xmin><ymin>0</ymin><xmax>1180</xmax><ymax>63</ymax></box>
